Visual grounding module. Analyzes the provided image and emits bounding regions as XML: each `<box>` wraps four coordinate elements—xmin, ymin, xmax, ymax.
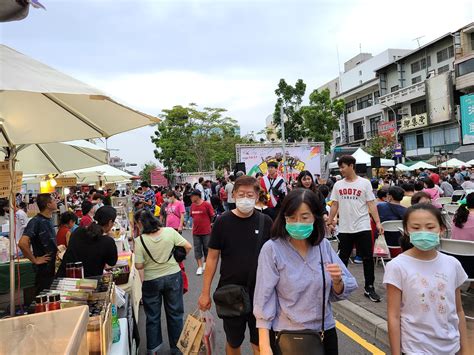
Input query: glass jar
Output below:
<box><xmin>34</xmin><ymin>295</ymin><xmax>47</xmax><ymax>313</ymax></box>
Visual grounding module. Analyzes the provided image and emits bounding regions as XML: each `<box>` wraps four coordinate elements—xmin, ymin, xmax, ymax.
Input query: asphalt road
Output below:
<box><xmin>137</xmin><ymin>229</ymin><xmax>389</xmax><ymax>354</ymax></box>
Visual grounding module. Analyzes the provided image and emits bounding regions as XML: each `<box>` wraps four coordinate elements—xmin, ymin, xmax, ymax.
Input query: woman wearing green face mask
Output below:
<box><xmin>384</xmin><ymin>204</ymin><xmax>468</xmax><ymax>355</ymax></box>
<box><xmin>253</xmin><ymin>188</ymin><xmax>357</xmax><ymax>355</ymax></box>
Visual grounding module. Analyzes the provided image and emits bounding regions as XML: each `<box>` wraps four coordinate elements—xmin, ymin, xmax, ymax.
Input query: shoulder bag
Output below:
<box><xmin>213</xmin><ymin>213</ymin><xmax>265</xmax><ymax>318</ymax></box>
<box><xmin>139</xmin><ymin>232</ymin><xmax>186</xmax><ymax>264</ymax></box>
<box><xmin>275</xmin><ymin>245</ymin><xmax>327</xmax><ymax>355</ymax></box>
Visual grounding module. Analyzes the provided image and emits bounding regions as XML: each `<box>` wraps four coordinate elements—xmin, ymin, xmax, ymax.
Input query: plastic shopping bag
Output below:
<box><xmin>200</xmin><ymin>311</ymin><xmax>216</xmax><ymax>355</ymax></box>
<box><xmin>373</xmin><ymin>234</ymin><xmax>390</xmax><ymax>258</ymax></box>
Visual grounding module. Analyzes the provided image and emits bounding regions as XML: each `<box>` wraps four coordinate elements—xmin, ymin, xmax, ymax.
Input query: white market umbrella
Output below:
<box><xmin>438</xmin><ymin>158</ymin><xmax>470</xmax><ymax>169</ymax></box>
<box><xmin>388</xmin><ymin>163</ymin><xmax>410</xmax><ymax>172</ymax></box>
<box><xmin>466</xmin><ymin>159</ymin><xmax>474</xmax><ymax>166</ymax></box>
<box><xmin>0</xmin><ymin>44</ymin><xmax>158</xmax><ymax>315</ymax></box>
<box><xmin>62</xmin><ymin>164</ymin><xmax>133</xmax><ymax>184</ymax></box>
<box><xmin>407</xmin><ymin>161</ymin><xmax>436</xmax><ymax>171</ymax></box>
<box><xmin>14</xmin><ymin>140</ymin><xmax>107</xmax><ymax>174</ymax></box>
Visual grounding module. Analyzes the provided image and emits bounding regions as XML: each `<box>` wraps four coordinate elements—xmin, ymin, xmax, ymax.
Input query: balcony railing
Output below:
<box><xmin>349</xmin><ymin>134</ymin><xmax>365</xmax><ymax>143</ymax></box>
<box><xmin>379</xmin><ymin>82</ymin><xmax>425</xmax><ymax>106</ymax></box>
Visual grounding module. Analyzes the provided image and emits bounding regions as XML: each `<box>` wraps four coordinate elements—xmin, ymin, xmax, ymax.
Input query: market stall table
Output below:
<box><xmin>0</xmin><ymin>259</ymin><xmax>36</xmax><ymax>308</ymax></box>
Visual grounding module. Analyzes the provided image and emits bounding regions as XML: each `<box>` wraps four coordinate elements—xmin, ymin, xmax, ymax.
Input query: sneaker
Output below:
<box><xmin>364</xmin><ymin>285</ymin><xmax>381</xmax><ymax>302</ymax></box>
<box><xmin>196</xmin><ymin>267</ymin><xmax>203</xmax><ymax>276</ymax></box>
<box><xmin>354</xmin><ymin>256</ymin><xmax>363</xmax><ymax>264</ymax></box>
<box><xmin>202</xmin><ymin>262</ymin><xmax>206</xmax><ymax>271</ymax></box>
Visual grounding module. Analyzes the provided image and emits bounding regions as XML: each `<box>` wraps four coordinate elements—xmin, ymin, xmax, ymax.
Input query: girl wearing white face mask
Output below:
<box><xmin>384</xmin><ymin>204</ymin><xmax>468</xmax><ymax>355</ymax></box>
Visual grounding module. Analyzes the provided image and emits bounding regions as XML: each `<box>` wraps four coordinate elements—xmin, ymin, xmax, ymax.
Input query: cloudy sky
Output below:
<box><xmin>2</xmin><ymin>0</ymin><xmax>473</xmax><ymax>173</ymax></box>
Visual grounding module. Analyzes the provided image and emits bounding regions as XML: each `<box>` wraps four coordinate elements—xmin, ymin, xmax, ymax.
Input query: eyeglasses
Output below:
<box><xmin>235</xmin><ymin>193</ymin><xmax>257</xmax><ymax>199</ymax></box>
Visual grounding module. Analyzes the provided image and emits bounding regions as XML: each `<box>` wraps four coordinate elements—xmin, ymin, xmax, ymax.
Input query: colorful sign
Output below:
<box><xmin>460</xmin><ymin>94</ymin><xmax>474</xmax><ymax>145</ymax></box>
<box><xmin>236</xmin><ymin>143</ymin><xmax>324</xmax><ymax>179</ymax></box>
<box><xmin>150</xmin><ymin>168</ymin><xmax>169</xmax><ymax>186</ymax></box>
<box><xmin>400</xmin><ymin>113</ymin><xmax>428</xmax><ymax>132</ymax></box>
<box><xmin>377</xmin><ymin>120</ymin><xmax>397</xmax><ymax>135</ymax></box>
<box><xmin>55</xmin><ymin>177</ymin><xmax>77</xmax><ymax>187</ymax></box>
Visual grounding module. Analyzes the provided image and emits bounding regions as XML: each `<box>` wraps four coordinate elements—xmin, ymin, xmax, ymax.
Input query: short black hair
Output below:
<box><xmin>190</xmin><ymin>190</ymin><xmax>202</xmax><ymax>197</ymax></box>
<box><xmin>414</xmin><ymin>181</ymin><xmax>424</xmax><ymax>191</ymax></box>
<box><xmin>371</xmin><ymin>180</ymin><xmax>379</xmax><ymax>189</ymax></box>
<box><xmin>317</xmin><ymin>184</ymin><xmax>330</xmax><ymax>198</ymax></box>
<box><xmin>423</xmin><ymin>178</ymin><xmax>435</xmax><ymax>189</ymax></box>
<box><xmin>140</xmin><ymin>181</ymin><xmax>150</xmax><ymax>188</ymax></box>
<box><xmin>267</xmin><ymin>161</ymin><xmax>278</xmax><ymax>168</ymax></box>
<box><xmin>60</xmin><ymin>211</ymin><xmax>77</xmax><ymax>225</ymax></box>
<box><xmin>82</xmin><ymin>200</ymin><xmax>93</xmax><ymax>215</ymax></box>
<box><xmin>377</xmin><ymin>189</ymin><xmax>387</xmax><ymax>199</ymax></box>
<box><xmin>36</xmin><ymin>193</ymin><xmax>52</xmax><ymax>211</ymax></box>
<box><xmin>271</xmin><ymin>188</ymin><xmax>326</xmax><ymax>246</ymax></box>
<box><xmin>388</xmin><ymin>186</ymin><xmax>405</xmax><ymax>202</ymax></box>
<box><xmin>401</xmin><ymin>183</ymin><xmax>415</xmax><ymax>192</ymax></box>
<box><xmin>337</xmin><ymin>155</ymin><xmax>356</xmax><ymax>168</ymax></box>
<box><xmin>198</xmin><ymin>177</ymin><xmax>204</xmax><ymax>183</ymax></box>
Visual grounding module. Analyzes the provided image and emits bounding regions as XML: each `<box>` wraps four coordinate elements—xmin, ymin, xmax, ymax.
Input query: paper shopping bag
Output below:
<box><xmin>178</xmin><ymin>312</ymin><xmax>205</xmax><ymax>355</ymax></box>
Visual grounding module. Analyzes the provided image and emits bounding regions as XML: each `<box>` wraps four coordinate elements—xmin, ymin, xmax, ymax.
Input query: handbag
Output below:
<box><xmin>275</xmin><ymin>245</ymin><xmax>327</xmax><ymax>355</ymax></box>
<box><xmin>213</xmin><ymin>213</ymin><xmax>265</xmax><ymax>318</ymax></box>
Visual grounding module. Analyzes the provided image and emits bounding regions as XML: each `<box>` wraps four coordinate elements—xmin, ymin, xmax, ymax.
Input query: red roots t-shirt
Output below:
<box><xmin>191</xmin><ymin>201</ymin><xmax>214</xmax><ymax>235</ymax></box>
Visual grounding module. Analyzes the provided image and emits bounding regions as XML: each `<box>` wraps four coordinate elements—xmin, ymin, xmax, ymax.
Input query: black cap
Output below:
<box><xmin>190</xmin><ymin>189</ymin><xmax>202</xmax><ymax>197</ymax></box>
<box><xmin>267</xmin><ymin>161</ymin><xmax>278</xmax><ymax>168</ymax></box>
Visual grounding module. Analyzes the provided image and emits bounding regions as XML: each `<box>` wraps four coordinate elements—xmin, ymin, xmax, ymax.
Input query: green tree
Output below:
<box><xmin>139</xmin><ymin>162</ymin><xmax>157</xmax><ymax>183</ymax></box>
<box><xmin>273</xmin><ymin>79</ymin><xmax>307</xmax><ymax>142</ymax></box>
<box><xmin>366</xmin><ymin>133</ymin><xmax>396</xmax><ymax>159</ymax></box>
<box><xmin>151</xmin><ymin>104</ymin><xmax>245</xmax><ymax>175</ymax></box>
<box><xmin>302</xmin><ymin>88</ymin><xmax>345</xmax><ymax>153</ymax></box>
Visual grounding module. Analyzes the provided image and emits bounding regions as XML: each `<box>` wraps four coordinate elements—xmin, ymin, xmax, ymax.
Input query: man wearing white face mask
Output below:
<box><xmin>198</xmin><ymin>176</ymin><xmax>273</xmax><ymax>355</ymax></box>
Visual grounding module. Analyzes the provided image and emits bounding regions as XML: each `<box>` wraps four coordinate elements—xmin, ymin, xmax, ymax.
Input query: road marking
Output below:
<box><xmin>335</xmin><ymin>320</ymin><xmax>386</xmax><ymax>355</ymax></box>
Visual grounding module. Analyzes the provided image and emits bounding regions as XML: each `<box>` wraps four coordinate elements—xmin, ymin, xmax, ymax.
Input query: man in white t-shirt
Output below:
<box><xmin>225</xmin><ymin>175</ymin><xmax>236</xmax><ymax>210</ymax></box>
<box><xmin>195</xmin><ymin>177</ymin><xmax>205</xmax><ymax>200</ymax></box>
<box><xmin>327</xmin><ymin>155</ymin><xmax>384</xmax><ymax>302</ymax></box>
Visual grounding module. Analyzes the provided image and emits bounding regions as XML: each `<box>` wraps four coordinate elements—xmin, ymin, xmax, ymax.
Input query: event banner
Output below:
<box><xmin>236</xmin><ymin>143</ymin><xmax>323</xmax><ymax>178</ymax></box>
<box><xmin>460</xmin><ymin>94</ymin><xmax>474</xmax><ymax>145</ymax></box>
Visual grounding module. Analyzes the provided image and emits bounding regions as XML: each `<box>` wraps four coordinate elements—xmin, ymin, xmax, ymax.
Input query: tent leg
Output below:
<box><xmin>8</xmin><ymin>146</ymin><xmax>17</xmax><ymax>317</ymax></box>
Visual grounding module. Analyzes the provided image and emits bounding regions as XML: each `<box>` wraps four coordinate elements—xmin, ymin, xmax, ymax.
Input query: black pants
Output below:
<box><xmin>338</xmin><ymin>230</ymin><xmax>374</xmax><ymax>288</ymax></box>
<box><xmin>35</xmin><ymin>268</ymin><xmax>55</xmax><ymax>295</ymax></box>
<box><xmin>275</xmin><ymin>327</ymin><xmax>338</xmax><ymax>355</ymax></box>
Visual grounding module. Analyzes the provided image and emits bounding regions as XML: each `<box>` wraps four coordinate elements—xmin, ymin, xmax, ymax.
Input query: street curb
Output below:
<box><xmin>332</xmin><ymin>299</ymin><xmax>389</xmax><ymax>347</ymax></box>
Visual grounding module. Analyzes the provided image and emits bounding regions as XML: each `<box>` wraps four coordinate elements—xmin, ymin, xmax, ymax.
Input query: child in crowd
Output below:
<box><xmin>384</xmin><ymin>204</ymin><xmax>468</xmax><ymax>355</ymax></box>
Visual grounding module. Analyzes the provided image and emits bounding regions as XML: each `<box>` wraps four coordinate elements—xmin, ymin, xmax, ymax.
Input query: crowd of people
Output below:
<box><xmin>10</xmin><ymin>156</ymin><xmax>473</xmax><ymax>355</ymax></box>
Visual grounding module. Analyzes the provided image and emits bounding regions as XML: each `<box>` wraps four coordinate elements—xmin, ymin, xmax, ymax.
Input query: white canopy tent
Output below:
<box><xmin>407</xmin><ymin>161</ymin><xmax>436</xmax><ymax>171</ymax></box>
<box><xmin>329</xmin><ymin>148</ymin><xmax>394</xmax><ymax>169</ymax></box>
<box><xmin>0</xmin><ymin>44</ymin><xmax>158</xmax><ymax>315</ymax></box>
<box><xmin>466</xmin><ymin>159</ymin><xmax>474</xmax><ymax>166</ymax></box>
<box><xmin>388</xmin><ymin>163</ymin><xmax>410</xmax><ymax>172</ymax></box>
<box><xmin>438</xmin><ymin>158</ymin><xmax>471</xmax><ymax>169</ymax></box>
<box><xmin>61</xmin><ymin>164</ymin><xmax>133</xmax><ymax>184</ymax></box>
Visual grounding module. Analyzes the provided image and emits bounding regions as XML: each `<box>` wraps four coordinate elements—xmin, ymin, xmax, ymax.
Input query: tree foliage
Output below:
<box><xmin>139</xmin><ymin>162</ymin><xmax>157</xmax><ymax>183</ymax></box>
<box><xmin>273</xmin><ymin>79</ymin><xmax>307</xmax><ymax>142</ymax></box>
<box><xmin>366</xmin><ymin>133</ymin><xmax>396</xmax><ymax>159</ymax></box>
<box><xmin>152</xmin><ymin>104</ymin><xmax>246</xmax><ymax>175</ymax></box>
<box><xmin>302</xmin><ymin>88</ymin><xmax>345</xmax><ymax>153</ymax></box>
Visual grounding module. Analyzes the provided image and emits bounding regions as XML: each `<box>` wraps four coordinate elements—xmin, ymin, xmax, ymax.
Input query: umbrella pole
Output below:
<box><xmin>8</xmin><ymin>146</ymin><xmax>17</xmax><ymax>317</ymax></box>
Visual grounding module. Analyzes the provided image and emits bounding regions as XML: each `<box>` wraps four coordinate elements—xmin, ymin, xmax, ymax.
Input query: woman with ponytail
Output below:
<box><xmin>58</xmin><ymin>205</ymin><xmax>118</xmax><ymax>277</ymax></box>
<box><xmin>134</xmin><ymin>209</ymin><xmax>192</xmax><ymax>355</ymax></box>
<box><xmin>452</xmin><ymin>192</ymin><xmax>474</xmax><ymax>241</ymax></box>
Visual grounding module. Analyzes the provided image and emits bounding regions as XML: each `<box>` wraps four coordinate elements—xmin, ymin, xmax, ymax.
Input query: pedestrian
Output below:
<box><xmin>57</xmin><ymin>206</ymin><xmax>118</xmax><ymax>277</ymax></box>
<box><xmin>79</xmin><ymin>200</ymin><xmax>95</xmax><ymax>228</ymax></box>
<box><xmin>141</xmin><ymin>181</ymin><xmax>157</xmax><ymax>212</ymax></box>
<box><xmin>461</xmin><ymin>175</ymin><xmax>474</xmax><ymax>190</ymax></box>
<box><xmin>183</xmin><ymin>184</ymin><xmax>193</xmax><ymax>229</ymax></box>
<box><xmin>254</xmin><ymin>188</ymin><xmax>357</xmax><ymax>355</ymax></box>
<box><xmin>198</xmin><ymin>176</ymin><xmax>273</xmax><ymax>355</ymax></box>
<box><xmin>56</xmin><ymin>211</ymin><xmax>77</xmax><ymax>247</ymax></box>
<box><xmin>219</xmin><ymin>180</ymin><xmax>228</xmax><ymax>211</ymax></box>
<box><xmin>384</xmin><ymin>204</ymin><xmax>468</xmax><ymax>355</ymax></box>
<box><xmin>400</xmin><ymin>183</ymin><xmax>415</xmax><ymax>208</ymax></box>
<box><xmin>196</xmin><ymin>177</ymin><xmax>205</xmax><ymax>200</ymax></box>
<box><xmin>327</xmin><ymin>155</ymin><xmax>384</xmax><ymax>302</ymax></box>
<box><xmin>15</xmin><ymin>202</ymin><xmax>28</xmax><ymax>243</ymax></box>
<box><xmin>134</xmin><ymin>209</ymin><xmax>192</xmax><ymax>355</ymax></box>
<box><xmin>411</xmin><ymin>191</ymin><xmax>431</xmax><ymax>205</ymax></box>
<box><xmin>422</xmin><ymin>178</ymin><xmax>441</xmax><ymax>208</ymax></box>
<box><xmin>18</xmin><ymin>194</ymin><xmax>58</xmax><ymax>294</ymax></box>
<box><xmin>225</xmin><ymin>175</ymin><xmax>236</xmax><ymax>210</ymax></box>
<box><xmin>165</xmin><ymin>191</ymin><xmax>185</xmax><ymax>233</ymax></box>
<box><xmin>190</xmin><ymin>189</ymin><xmax>214</xmax><ymax>275</ymax></box>
<box><xmin>377</xmin><ymin>186</ymin><xmax>407</xmax><ymax>247</ymax></box>
<box><xmin>452</xmin><ymin>192</ymin><xmax>474</xmax><ymax>241</ymax></box>
<box><xmin>260</xmin><ymin>161</ymin><xmax>287</xmax><ymax>215</ymax></box>
<box><xmin>440</xmin><ymin>175</ymin><xmax>454</xmax><ymax>197</ymax></box>
<box><xmin>296</xmin><ymin>170</ymin><xmax>318</xmax><ymax>193</ymax></box>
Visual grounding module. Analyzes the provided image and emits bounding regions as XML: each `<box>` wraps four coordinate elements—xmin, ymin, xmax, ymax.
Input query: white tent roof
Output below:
<box><xmin>388</xmin><ymin>163</ymin><xmax>410</xmax><ymax>172</ymax></box>
<box><xmin>329</xmin><ymin>148</ymin><xmax>394</xmax><ymax>169</ymax></box>
<box><xmin>15</xmin><ymin>140</ymin><xmax>107</xmax><ymax>174</ymax></box>
<box><xmin>407</xmin><ymin>161</ymin><xmax>436</xmax><ymax>171</ymax></box>
<box><xmin>0</xmin><ymin>45</ymin><xmax>159</xmax><ymax>146</ymax></box>
<box><xmin>438</xmin><ymin>158</ymin><xmax>471</xmax><ymax>168</ymax></box>
<box><xmin>61</xmin><ymin>164</ymin><xmax>133</xmax><ymax>184</ymax></box>
<box><xmin>466</xmin><ymin>159</ymin><xmax>474</xmax><ymax>166</ymax></box>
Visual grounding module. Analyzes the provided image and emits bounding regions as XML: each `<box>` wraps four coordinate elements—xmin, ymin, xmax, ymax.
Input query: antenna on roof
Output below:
<box><xmin>359</xmin><ymin>43</ymin><xmax>362</xmax><ymax>54</ymax></box>
<box><xmin>413</xmin><ymin>36</ymin><xmax>425</xmax><ymax>48</ymax></box>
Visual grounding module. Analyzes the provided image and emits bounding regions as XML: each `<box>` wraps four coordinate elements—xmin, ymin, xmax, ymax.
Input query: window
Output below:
<box><xmin>445</xmin><ymin>126</ymin><xmax>459</xmax><ymax>144</ymax></box>
<box><xmin>411</xmin><ymin>61</ymin><xmax>420</xmax><ymax>74</ymax></box>
<box><xmin>357</xmin><ymin>93</ymin><xmax>372</xmax><ymax>110</ymax></box>
<box><xmin>416</xmin><ymin>130</ymin><xmax>425</xmax><ymax>148</ymax></box>
<box><xmin>438</xmin><ymin>64</ymin><xmax>450</xmax><ymax>74</ymax></box>
<box><xmin>390</xmin><ymin>85</ymin><xmax>399</xmax><ymax>92</ymax></box>
<box><xmin>373</xmin><ymin>90</ymin><xmax>380</xmax><ymax>104</ymax></box>
<box><xmin>457</xmin><ymin>58</ymin><xmax>474</xmax><ymax>77</ymax></box>
<box><xmin>353</xmin><ymin>121</ymin><xmax>364</xmax><ymax>140</ymax></box>
<box><xmin>471</xmin><ymin>32</ymin><xmax>474</xmax><ymax>51</ymax></box>
<box><xmin>412</xmin><ymin>76</ymin><xmax>422</xmax><ymax>84</ymax></box>
<box><xmin>437</xmin><ymin>45</ymin><xmax>454</xmax><ymax>63</ymax></box>
<box><xmin>345</xmin><ymin>100</ymin><xmax>356</xmax><ymax>113</ymax></box>
<box><xmin>405</xmin><ymin>134</ymin><xmax>417</xmax><ymax>151</ymax></box>
<box><xmin>410</xmin><ymin>57</ymin><xmax>431</xmax><ymax>74</ymax></box>
<box><xmin>411</xmin><ymin>100</ymin><xmax>427</xmax><ymax>115</ymax></box>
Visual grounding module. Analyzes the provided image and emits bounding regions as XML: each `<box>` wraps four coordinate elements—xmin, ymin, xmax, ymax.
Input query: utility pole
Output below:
<box><xmin>280</xmin><ymin>105</ymin><xmax>287</xmax><ymax>181</ymax></box>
